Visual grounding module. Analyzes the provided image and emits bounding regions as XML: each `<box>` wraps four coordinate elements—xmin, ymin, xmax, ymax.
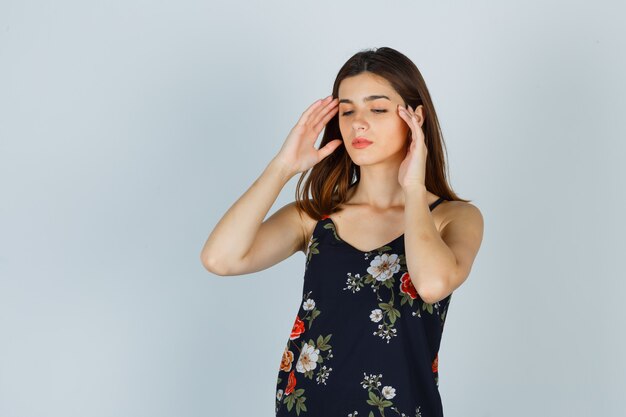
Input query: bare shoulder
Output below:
<box><xmin>437</xmin><ymin>200</ymin><xmax>484</xmax><ymax>237</ymax></box>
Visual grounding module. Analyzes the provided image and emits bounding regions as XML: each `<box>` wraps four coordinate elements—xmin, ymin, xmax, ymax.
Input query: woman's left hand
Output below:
<box><xmin>397</xmin><ymin>104</ymin><xmax>427</xmax><ymax>189</ymax></box>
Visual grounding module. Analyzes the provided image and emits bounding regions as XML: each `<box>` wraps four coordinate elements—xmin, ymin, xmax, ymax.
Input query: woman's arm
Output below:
<box><xmin>403</xmin><ymin>185</ymin><xmax>484</xmax><ymax>304</ymax></box>
<box><xmin>199</xmin><ymin>157</ymin><xmax>299</xmax><ymax>276</ymax></box>
<box><xmin>200</xmin><ymin>95</ymin><xmax>343</xmax><ymax>276</ymax></box>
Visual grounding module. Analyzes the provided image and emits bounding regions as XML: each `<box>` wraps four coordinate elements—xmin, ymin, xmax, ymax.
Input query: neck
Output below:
<box><xmin>347</xmin><ymin>166</ymin><xmax>424</xmax><ymax>210</ymax></box>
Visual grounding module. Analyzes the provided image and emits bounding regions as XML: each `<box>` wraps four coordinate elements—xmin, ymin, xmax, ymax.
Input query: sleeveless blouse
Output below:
<box><xmin>275</xmin><ymin>197</ymin><xmax>451</xmax><ymax>417</ymax></box>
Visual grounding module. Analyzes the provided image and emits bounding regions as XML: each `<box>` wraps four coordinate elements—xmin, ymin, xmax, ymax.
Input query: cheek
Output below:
<box><xmin>394</xmin><ymin>124</ymin><xmax>412</xmax><ymax>151</ymax></box>
<box><xmin>390</xmin><ymin>118</ymin><xmax>410</xmax><ymax>140</ymax></box>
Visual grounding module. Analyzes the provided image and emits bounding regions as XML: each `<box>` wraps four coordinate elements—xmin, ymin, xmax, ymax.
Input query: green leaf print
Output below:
<box><xmin>387</xmin><ymin>308</ymin><xmax>401</xmax><ymax>324</ymax></box>
<box><xmin>277</xmin><ymin>293</ymin><xmax>335</xmax><ymax>416</ymax></box>
<box><xmin>379</xmin><ymin>302</ymin><xmax>392</xmax><ymax>311</ymax></box>
<box><xmin>295</xmin><ymin>396</ymin><xmax>307</xmax><ymax>415</ymax></box>
<box><xmin>367</xmin><ymin>390</ymin><xmax>382</xmax><ymax>406</ymax></box>
<box><xmin>341</xmin><ymin>246</ymin><xmax>447</xmax><ymax>344</ymax></box>
<box><xmin>306</xmin><ymin>238</ymin><xmax>319</xmax><ymax>263</ymax></box>
<box><xmin>304</xmin><ymin>310</ymin><xmax>320</xmax><ymax>329</ymax></box>
<box><xmin>323</xmin><ymin>222</ymin><xmax>341</xmax><ymax>241</ymax></box>
<box><xmin>361</xmin><ymin>372</ymin><xmax>410</xmax><ymax>417</ymax></box>
<box><xmin>316</xmin><ymin>333</ymin><xmax>333</xmax><ymax>351</ymax></box>
<box><xmin>301</xmin><ymin>291</ymin><xmax>321</xmax><ymax>329</ymax></box>
<box><xmin>422</xmin><ymin>302</ymin><xmax>434</xmax><ymax>314</ymax></box>
<box><xmin>285</xmin><ymin>395</ymin><xmax>295</xmax><ymax>411</ymax></box>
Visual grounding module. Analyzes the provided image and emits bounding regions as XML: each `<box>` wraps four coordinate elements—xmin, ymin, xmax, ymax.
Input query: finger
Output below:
<box><xmin>404</xmin><ymin>108</ymin><xmax>422</xmax><ymax>136</ymax></box>
<box><xmin>317</xmin><ymin>139</ymin><xmax>343</xmax><ymax>160</ymax></box>
<box><xmin>299</xmin><ymin>96</ymin><xmax>333</xmax><ymax>124</ymax></box>
<box><xmin>313</xmin><ymin>102</ymin><xmax>339</xmax><ymax>132</ymax></box>
<box><xmin>398</xmin><ymin>107</ymin><xmax>416</xmax><ymax>135</ymax></box>
<box><xmin>410</xmin><ymin>113</ymin><xmax>420</xmax><ymax>131</ymax></box>
<box><xmin>310</xmin><ymin>97</ymin><xmax>338</xmax><ymax>128</ymax></box>
<box><xmin>407</xmin><ymin>105</ymin><xmax>423</xmax><ymax>129</ymax></box>
<box><xmin>301</xmin><ymin>99</ymin><xmax>337</xmax><ymax>145</ymax></box>
<box><xmin>411</xmin><ymin>114</ymin><xmax>424</xmax><ymax>137</ymax></box>
<box><xmin>406</xmin><ymin>105</ymin><xmax>417</xmax><ymax>122</ymax></box>
<box><xmin>398</xmin><ymin>106</ymin><xmax>413</xmax><ymax>123</ymax></box>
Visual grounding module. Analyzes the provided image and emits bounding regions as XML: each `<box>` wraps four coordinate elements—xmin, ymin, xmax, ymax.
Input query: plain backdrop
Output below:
<box><xmin>1</xmin><ymin>0</ymin><xmax>625</xmax><ymax>416</ymax></box>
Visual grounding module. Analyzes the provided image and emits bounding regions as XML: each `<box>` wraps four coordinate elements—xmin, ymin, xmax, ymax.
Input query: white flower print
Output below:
<box><xmin>360</xmin><ymin>373</ymin><xmax>416</xmax><ymax>416</ymax></box>
<box><xmin>382</xmin><ymin>385</ymin><xmax>396</xmax><ymax>399</ymax></box>
<box><xmin>316</xmin><ymin>365</ymin><xmax>333</xmax><ymax>385</ymax></box>
<box><xmin>370</xmin><ymin>309</ymin><xmax>383</xmax><ymax>322</ymax></box>
<box><xmin>367</xmin><ymin>253</ymin><xmax>401</xmax><ymax>282</ymax></box>
<box><xmin>361</xmin><ymin>372</ymin><xmax>383</xmax><ymax>389</ymax></box>
<box><xmin>303</xmin><ymin>298</ymin><xmax>316</xmax><ymax>311</ymax></box>
<box><xmin>296</xmin><ymin>342</ymin><xmax>320</xmax><ymax>373</ymax></box>
<box><xmin>374</xmin><ymin>323</ymin><xmax>398</xmax><ymax>343</ymax></box>
<box><xmin>276</xmin><ymin>389</ymin><xmax>283</xmax><ymax>400</ymax></box>
<box><xmin>343</xmin><ymin>272</ymin><xmax>363</xmax><ymax>293</ymax></box>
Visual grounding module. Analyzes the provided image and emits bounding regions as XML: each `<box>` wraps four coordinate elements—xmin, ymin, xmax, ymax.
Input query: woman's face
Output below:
<box><xmin>337</xmin><ymin>72</ymin><xmax>410</xmax><ymax>166</ymax></box>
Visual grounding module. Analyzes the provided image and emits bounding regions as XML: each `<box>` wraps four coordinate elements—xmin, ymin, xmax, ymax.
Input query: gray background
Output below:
<box><xmin>1</xmin><ymin>0</ymin><xmax>624</xmax><ymax>416</ymax></box>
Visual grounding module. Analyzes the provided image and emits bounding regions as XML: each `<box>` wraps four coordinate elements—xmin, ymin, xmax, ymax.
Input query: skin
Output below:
<box><xmin>305</xmin><ymin>72</ymin><xmax>429</xmax><ymax>247</ymax></box>
<box><xmin>305</xmin><ymin>72</ymin><xmax>484</xmax><ymax>303</ymax></box>
<box><xmin>337</xmin><ymin>71</ymin><xmax>424</xmax><ymax>207</ymax></box>
<box><xmin>298</xmin><ymin>71</ymin><xmax>436</xmax><ymax>254</ymax></box>
<box><xmin>201</xmin><ymin>72</ymin><xmax>483</xmax><ymax>303</ymax></box>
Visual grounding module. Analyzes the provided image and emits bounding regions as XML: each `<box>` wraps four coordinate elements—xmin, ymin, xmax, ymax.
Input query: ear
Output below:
<box><xmin>414</xmin><ymin>104</ymin><xmax>425</xmax><ymax>126</ymax></box>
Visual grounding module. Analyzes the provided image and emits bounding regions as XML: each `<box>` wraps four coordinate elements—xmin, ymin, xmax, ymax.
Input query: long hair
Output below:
<box><xmin>294</xmin><ymin>47</ymin><xmax>470</xmax><ymax>220</ymax></box>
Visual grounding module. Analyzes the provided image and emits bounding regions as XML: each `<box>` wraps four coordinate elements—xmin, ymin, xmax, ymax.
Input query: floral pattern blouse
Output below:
<box><xmin>275</xmin><ymin>197</ymin><xmax>452</xmax><ymax>417</ymax></box>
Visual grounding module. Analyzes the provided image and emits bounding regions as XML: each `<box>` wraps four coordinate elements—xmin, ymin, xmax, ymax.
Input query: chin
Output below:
<box><xmin>350</xmin><ymin>155</ymin><xmax>386</xmax><ymax>167</ymax></box>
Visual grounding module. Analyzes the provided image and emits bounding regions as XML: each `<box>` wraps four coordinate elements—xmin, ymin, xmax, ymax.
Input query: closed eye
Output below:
<box><xmin>341</xmin><ymin>109</ymin><xmax>388</xmax><ymax>116</ymax></box>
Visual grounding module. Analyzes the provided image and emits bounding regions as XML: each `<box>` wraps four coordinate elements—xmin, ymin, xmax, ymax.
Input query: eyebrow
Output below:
<box><xmin>338</xmin><ymin>95</ymin><xmax>391</xmax><ymax>104</ymax></box>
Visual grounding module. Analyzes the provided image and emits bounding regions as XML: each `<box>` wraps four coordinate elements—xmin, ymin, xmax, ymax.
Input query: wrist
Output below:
<box><xmin>402</xmin><ymin>183</ymin><xmax>427</xmax><ymax>195</ymax></box>
<box><xmin>268</xmin><ymin>157</ymin><xmax>296</xmax><ymax>182</ymax></box>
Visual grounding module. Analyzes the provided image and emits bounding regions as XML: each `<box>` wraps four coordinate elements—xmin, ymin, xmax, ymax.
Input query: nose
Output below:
<box><xmin>351</xmin><ymin>113</ymin><xmax>369</xmax><ymax>132</ymax></box>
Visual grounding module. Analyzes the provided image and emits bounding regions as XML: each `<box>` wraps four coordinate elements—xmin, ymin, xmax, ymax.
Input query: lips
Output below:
<box><xmin>352</xmin><ymin>137</ymin><xmax>373</xmax><ymax>145</ymax></box>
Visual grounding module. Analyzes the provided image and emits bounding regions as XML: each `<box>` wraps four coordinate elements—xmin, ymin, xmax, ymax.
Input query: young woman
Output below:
<box><xmin>201</xmin><ymin>47</ymin><xmax>483</xmax><ymax>417</ymax></box>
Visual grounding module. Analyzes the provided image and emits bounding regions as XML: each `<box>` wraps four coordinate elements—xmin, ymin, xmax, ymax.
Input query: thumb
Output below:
<box><xmin>318</xmin><ymin>139</ymin><xmax>343</xmax><ymax>160</ymax></box>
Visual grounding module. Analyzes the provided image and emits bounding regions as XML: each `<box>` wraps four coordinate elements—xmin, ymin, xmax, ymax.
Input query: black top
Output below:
<box><xmin>275</xmin><ymin>197</ymin><xmax>451</xmax><ymax>417</ymax></box>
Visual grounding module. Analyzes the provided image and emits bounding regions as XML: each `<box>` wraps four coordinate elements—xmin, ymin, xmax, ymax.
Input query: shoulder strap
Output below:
<box><xmin>429</xmin><ymin>197</ymin><xmax>446</xmax><ymax>211</ymax></box>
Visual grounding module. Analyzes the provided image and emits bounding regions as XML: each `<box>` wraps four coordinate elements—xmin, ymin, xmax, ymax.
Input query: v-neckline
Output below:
<box><xmin>322</xmin><ymin>196</ymin><xmax>446</xmax><ymax>254</ymax></box>
<box><xmin>324</xmin><ymin>216</ymin><xmax>405</xmax><ymax>253</ymax></box>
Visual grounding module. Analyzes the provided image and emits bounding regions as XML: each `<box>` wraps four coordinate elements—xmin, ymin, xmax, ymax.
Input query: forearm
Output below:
<box><xmin>403</xmin><ymin>186</ymin><xmax>457</xmax><ymax>301</ymax></box>
<box><xmin>200</xmin><ymin>157</ymin><xmax>294</xmax><ymax>270</ymax></box>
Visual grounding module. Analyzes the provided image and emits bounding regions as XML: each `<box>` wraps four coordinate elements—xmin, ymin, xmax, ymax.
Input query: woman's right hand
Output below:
<box><xmin>273</xmin><ymin>95</ymin><xmax>343</xmax><ymax>176</ymax></box>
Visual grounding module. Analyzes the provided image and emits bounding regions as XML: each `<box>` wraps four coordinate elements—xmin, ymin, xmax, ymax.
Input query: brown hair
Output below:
<box><xmin>294</xmin><ymin>46</ymin><xmax>470</xmax><ymax>220</ymax></box>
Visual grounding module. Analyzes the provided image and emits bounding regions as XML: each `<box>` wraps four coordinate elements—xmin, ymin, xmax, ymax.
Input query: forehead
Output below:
<box><xmin>338</xmin><ymin>72</ymin><xmax>401</xmax><ymax>102</ymax></box>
